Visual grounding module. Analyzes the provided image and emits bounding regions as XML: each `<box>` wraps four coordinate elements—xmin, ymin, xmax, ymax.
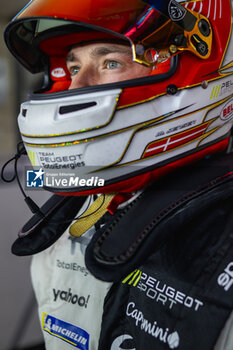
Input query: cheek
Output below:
<box><xmin>98</xmin><ymin>73</ymin><xmax>125</xmax><ymax>84</ymax></box>
<box><xmin>108</xmin><ymin>63</ymin><xmax>152</xmax><ymax>82</ymax></box>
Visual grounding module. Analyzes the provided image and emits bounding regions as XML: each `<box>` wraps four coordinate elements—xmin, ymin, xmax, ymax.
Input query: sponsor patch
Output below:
<box><xmin>52</xmin><ymin>287</ymin><xmax>90</xmax><ymax>308</ymax></box>
<box><xmin>56</xmin><ymin>259</ymin><xmax>89</xmax><ymax>276</ymax></box>
<box><xmin>126</xmin><ymin>302</ymin><xmax>180</xmax><ymax>348</ymax></box>
<box><xmin>220</xmin><ymin>99</ymin><xmax>233</xmax><ymax>121</ymax></box>
<box><xmin>210</xmin><ymin>80</ymin><xmax>233</xmax><ymax>100</ymax></box>
<box><xmin>122</xmin><ymin>269</ymin><xmax>203</xmax><ymax>311</ymax></box>
<box><xmin>42</xmin><ymin>312</ymin><xmax>89</xmax><ymax>349</ymax></box>
<box><xmin>51</xmin><ymin>67</ymin><xmax>66</xmax><ymax>78</ymax></box>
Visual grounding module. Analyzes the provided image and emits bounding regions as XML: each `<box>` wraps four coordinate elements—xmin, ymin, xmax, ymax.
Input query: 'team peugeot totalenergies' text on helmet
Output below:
<box><xmin>4</xmin><ymin>0</ymin><xmax>233</xmax><ymax>195</ymax></box>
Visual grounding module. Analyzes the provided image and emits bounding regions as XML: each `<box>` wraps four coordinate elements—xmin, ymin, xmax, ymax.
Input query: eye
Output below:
<box><xmin>69</xmin><ymin>66</ymin><xmax>80</xmax><ymax>76</ymax></box>
<box><xmin>105</xmin><ymin>60</ymin><xmax>122</xmax><ymax>70</ymax></box>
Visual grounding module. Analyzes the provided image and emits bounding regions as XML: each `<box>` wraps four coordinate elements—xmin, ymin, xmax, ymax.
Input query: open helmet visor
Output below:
<box><xmin>4</xmin><ymin>0</ymin><xmax>212</xmax><ymax>86</ymax></box>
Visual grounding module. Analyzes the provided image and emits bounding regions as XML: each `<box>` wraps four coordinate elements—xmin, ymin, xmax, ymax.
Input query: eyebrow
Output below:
<box><xmin>90</xmin><ymin>45</ymin><xmax>132</xmax><ymax>58</ymax></box>
<box><xmin>66</xmin><ymin>45</ymin><xmax>132</xmax><ymax>63</ymax></box>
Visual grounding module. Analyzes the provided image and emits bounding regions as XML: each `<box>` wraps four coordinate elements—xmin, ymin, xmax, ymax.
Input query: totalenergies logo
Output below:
<box><xmin>220</xmin><ymin>99</ymin><xmax>233</xmax><ymax>121</ymax></box>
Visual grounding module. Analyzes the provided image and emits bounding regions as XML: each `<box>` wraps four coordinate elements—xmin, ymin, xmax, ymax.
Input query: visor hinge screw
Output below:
<box><xmin>135</xmin><ymin>44</ymin><xmax>145</xmax><ymax>55</ymax></box>
<box><xmin>169</xmin><ymin>45</ymin><xmax>178</xmax><ymax>54</ymax></box>
<box><xmin>167</xmin><ymin>84</ymin><xmax>178</xmax><ymax>95</ymax></box>
<box><xmin>201</xmin><ymin>80</ymin><xmax>208</xmax><ymax>89</ymax></box>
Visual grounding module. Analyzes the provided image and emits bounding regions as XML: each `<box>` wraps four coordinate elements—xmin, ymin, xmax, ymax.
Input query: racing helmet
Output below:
<box><xmin>4</xmin><ymin>0</ymin><xmax>233</xmax><ymax>195</ymax></box>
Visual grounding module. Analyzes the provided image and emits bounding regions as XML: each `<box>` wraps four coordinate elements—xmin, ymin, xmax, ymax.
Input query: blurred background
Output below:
<box><xmin>0</xmin><ymin>0</ymin><xmax>49</xmax><ymax>348</ymax></box>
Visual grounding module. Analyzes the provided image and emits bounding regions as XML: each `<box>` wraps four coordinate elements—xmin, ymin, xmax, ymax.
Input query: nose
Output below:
<box><xmin>68</xmin><ymin>67</ymin><xmax>97</xmax><ymax>89</ymax></box>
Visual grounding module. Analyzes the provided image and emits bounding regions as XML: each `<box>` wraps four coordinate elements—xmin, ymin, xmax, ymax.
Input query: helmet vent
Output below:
<box><xmin>22</xmin><ymin>109</ymin><xmax>27</xmax><ymax>117</ymax></box>
<box><xmin>59</xmin><ymin>102</ymin><xmax>97</xmax><ymax>115</ymax></box>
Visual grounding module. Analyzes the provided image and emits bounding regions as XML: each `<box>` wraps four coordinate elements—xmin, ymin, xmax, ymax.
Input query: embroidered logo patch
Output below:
<box><xmin>42</xmin><ymin>312</ymin><xmax>89</xmax><ymax>349</ymax></box>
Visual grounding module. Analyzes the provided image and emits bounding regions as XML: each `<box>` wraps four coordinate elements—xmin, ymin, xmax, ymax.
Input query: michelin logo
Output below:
<box><xmin>42</xmin><ymin>312</ymin><xmax>89</xmax><ymax>349</ymax></box>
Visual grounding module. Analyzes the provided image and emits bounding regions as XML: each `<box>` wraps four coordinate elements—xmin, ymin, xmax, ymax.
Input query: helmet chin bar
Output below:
<box><xmin>19</xmin><ymin>68</ymin><xmax>233</xmax><ymax>197</ymax></box>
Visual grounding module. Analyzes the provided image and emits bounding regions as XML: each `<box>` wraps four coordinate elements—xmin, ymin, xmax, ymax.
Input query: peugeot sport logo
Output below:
<box><xmin>111</xmin><ymin>334</ymin><xmax>136</xmax><ymax>350</ymax></box>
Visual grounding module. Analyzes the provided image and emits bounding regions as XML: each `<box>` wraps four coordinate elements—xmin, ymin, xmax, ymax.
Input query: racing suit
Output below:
<box><xmin>13</xmin><ymin>151</ymin><xmax>233</xmax><ymax>349</ymax></box>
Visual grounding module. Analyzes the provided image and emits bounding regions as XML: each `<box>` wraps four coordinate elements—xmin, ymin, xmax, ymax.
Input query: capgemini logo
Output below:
<box><xmin>125</xmin><ymin>302</ymin><xmax>180</xmax><ymax>348</ymax></box>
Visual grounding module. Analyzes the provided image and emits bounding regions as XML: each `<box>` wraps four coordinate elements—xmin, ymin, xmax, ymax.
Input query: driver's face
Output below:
<box><xmin>66</xmin><ymin>42</ymin><xmax>152</xmax><ymax>89</ymax></box>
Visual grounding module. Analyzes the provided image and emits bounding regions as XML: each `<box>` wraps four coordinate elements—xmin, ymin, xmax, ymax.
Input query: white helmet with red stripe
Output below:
<box><xmin>4</xmin><ymin>0</ymin><xmax>233</xmax><ymax>195</ymax></box>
